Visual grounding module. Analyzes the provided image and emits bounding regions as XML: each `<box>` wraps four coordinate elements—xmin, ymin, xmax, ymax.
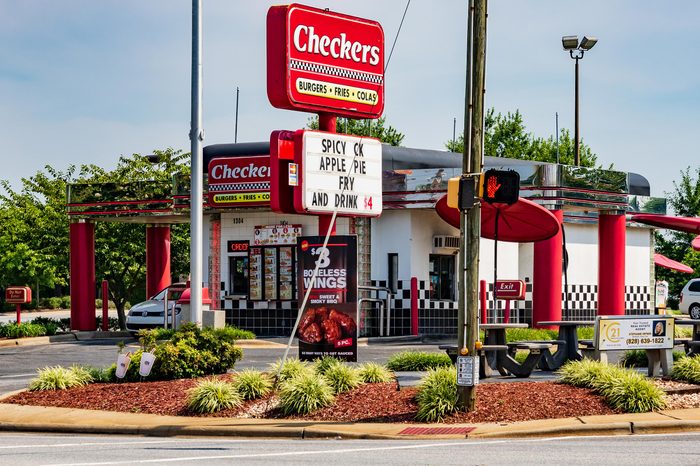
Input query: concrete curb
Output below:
<box><xmin>632</xmin><ymin>420</ymin><xmax>700</xmax><ymax>434</ymax></box>
<box><xmin>468</xmin><ymin>422</ymin><xmax>633</xmax><ymax>439</ymax></box>
<box><xmin>0</xmin><ymin>334</ymin><xmax>77</xmax><ymax>347</ymax></box>
<box><xmin>73</xmin><ymin>331</ymin><xmax>133</xmax><ymax>340</ymax></box>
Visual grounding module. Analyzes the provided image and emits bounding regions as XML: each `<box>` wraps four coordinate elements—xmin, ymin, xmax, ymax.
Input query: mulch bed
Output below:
<box><xmin>4</xmin><ymin>377</ymin><xmax>618</xmax><ymax>423</ymax></box>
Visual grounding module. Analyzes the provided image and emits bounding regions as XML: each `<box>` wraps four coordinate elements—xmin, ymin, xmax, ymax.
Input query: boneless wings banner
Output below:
<box><xmin>297</xmin><ymin>235</ymin><xmax>358</xmax><ymax>361</ymax></box>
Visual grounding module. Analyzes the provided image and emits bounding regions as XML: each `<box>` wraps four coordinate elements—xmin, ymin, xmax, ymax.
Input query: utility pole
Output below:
<box><xmin>234</xmin><ymin>86</ymin><xmax>240</xmax><ymax>143</ymax></box>
<box><xmin>458</xmin><ymin>0</ymin><xmax>487</xmax><ymax>411</ymax></box>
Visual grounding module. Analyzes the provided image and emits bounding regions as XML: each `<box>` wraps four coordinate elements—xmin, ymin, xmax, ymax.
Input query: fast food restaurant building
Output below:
<box><xmin>66</xmin><ymin>142</ymin><xmax>666</xmax><ymax>336</ymax></box>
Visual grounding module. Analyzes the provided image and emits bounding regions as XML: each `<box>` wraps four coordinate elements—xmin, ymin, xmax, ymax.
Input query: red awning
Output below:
<box><xmin>692</xmin><ymin>235</ymin><xmax>700</xmax><ymax>252</ymax></box>
<box><xmin>632</xmin><ymin>214</ymin><xmax>700</xmax><ymax>234</ymax></box>
<box><xmin>435</xmin><ymin>195</ymin><xmax>560</xmax><ymax>243</ymax></box>
<box><xmin>654</xmin><ymin>253</ymin><xmax>694</xmax><ymax>274</ymax></box>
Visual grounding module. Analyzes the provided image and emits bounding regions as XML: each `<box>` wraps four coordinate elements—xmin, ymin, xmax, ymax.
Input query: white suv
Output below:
<box><xmin>680</xmin><ymin>278</ymin><xmax>700</xmax><ymax>319</ymax></box>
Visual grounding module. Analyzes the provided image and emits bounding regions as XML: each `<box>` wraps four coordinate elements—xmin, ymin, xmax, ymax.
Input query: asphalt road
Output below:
<box><xmin>1</xmin><ymin>432</ymin><xmax>699</xmax><ymax>465</ymax></box>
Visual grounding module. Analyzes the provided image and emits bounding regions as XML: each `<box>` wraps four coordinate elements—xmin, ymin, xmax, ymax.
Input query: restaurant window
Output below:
<box><xmin>248</xmin><ymin>246</ymin><xmax>296</xmax><ymax>300</ymax></box>
<box><xmin>388</xmin><ymin>253</ymin><xmax>398</xmax><ymax>293</ymax></box>
<box><xmin>429</xmin><ymin>254</ymin><xmax>455</xmax><ymax>300</ymax></box>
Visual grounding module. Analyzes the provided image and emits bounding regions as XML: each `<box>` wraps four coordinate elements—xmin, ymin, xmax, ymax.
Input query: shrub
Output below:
<box><xmin>675</xmin><ymin>326</ymin><xmax>693</xmax><ymax>339</ymax></box>
<box><xmin>95</xmin><ymin>316</ymin><xmax>121</xmax><ymax>331</ymax></box>
<box><xmin>620</xmin><ymin>349</ymin><xmax>685</xmax><ymax>368</ymax></box>
<box><xmin>3</xmin><ymin>323</ymin><xmax>46</xmax><ymax>339</ymax></box>
<box><xmin>323</xmin><ymin>362</ymin><xmax>362</xmax><ymax>394</ymax></box>
<box><xmin>84</xmin><ymin>365</ymin><xmax>115</xmax><ymax>383</ymax></box>
<box><xmin>557</xmin><ymin>359</ymin><xmax>666</xmax><ymax>413</ymax></box>
<box><xmin>0</xmin><ymin>322</ymin><xmax>5</xmax><ymax>337</ymax></box>
<box><xmin>30</xmin><ymin>317</ymin><xmax>63</xmax><ymax>336</ymax></box>
<box><xmin>357</xmin><ymin>362</ymin><xmax>393</xmax><ymax>383</ymax></box>
<box><xmin>187</xmin><ymin>379</ymin><xmax>242</xmax><ymax>414</ymax></box>
<box><xmin>213</xmin><ymin>326</ymin><xmax>256</xmax><ymax>341</ymax></box>
<box><xmin>577</xmin><ymin>326</ymin><xmax>595</xmax><ymax>340</ymax></box>
<box><xmin>29</xmin><ymin>366</ymin><xmax>93</xmax><ymax>391</ymax></box>
<box><xmin>232</xmin><ymin>370</ymin><xmax>273</xmax><ymax>400</ymax></box>
<box><xmin>278</xmin><ymin>372</ymin><xmax>335</xmax><ymax>415</ymax></box>
<box><xmin>313</xmin><ymin>356</ymin><xmax>344</xmax><ymax>375</ymax></box>
<box><xmin>269</xmin><ymin>358</ymin><xmax>313</xmax><ymax>382</ymax></box>
<box><xmin>671</xmin><ymin>356</ymin><xmax>700</xmax><ymax>384</ymax></box>
<box><xmin>45</xmin><ymin>297</ymin><xmax>63</xmax><ymax>310</ymax></box>
<box><xmin>415</xmin><ymin>366</ymin><xmax>458</xmax><ymax>422</ymax></box>
<box><xmin>150</xmin><ymin>324</ymin><xmax>244</xmax><ymax>380</ymax></box>
<box><xmin>152</xmin><ymin>328</ymin><xmax>175</xmax><ymax>341</ymax></box>
<box><xmin>386</xmin><ymin>351</ymin><xmax>452</xmax><ymax>372</ymax></box>
<box><xmin>505</xmin><ymin>328</ymin><xmax>557</xmax><ymax>342</ymax></box>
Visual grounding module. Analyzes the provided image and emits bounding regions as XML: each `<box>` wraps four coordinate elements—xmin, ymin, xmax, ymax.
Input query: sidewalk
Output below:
<box><xmin>1</xmin><ymin>401</ymin><xmax>699</xmax><ymax>440</ymax></box>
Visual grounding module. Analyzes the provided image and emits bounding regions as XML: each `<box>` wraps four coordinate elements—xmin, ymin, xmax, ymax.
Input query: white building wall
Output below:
<box><xmin>371</xmin><ymin>210</ymin><xmax>413</xmax><ymax>281</ymax></box>
<box><xmin>626</xmin><ymin>226</ymin><xmax>653</xmax><ymax>286</ymax></box>
<box><xmin>563</xmin><ymin>223</ymin><xmax>599</xmax><ymax>285</ymax></box>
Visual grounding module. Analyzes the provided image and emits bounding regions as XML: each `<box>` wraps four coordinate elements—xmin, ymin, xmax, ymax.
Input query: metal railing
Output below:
<box><xmin>358</xmin><ymin>285</ymin><xmax>393</xmax><ymax>337</ymax></box>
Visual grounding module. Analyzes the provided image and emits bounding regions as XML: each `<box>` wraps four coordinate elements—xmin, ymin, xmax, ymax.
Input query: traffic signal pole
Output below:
<box><xmin>458</xmin><ymin>0</ymin><xmax>487</xmax><ymax>411</ymax></box>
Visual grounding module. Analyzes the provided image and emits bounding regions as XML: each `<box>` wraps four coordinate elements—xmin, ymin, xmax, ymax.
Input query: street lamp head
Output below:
<box><xmin>562</xmin><ymin>35</ymin><xmax>579</xmax><ymax>51</ymax></box>
<box><xmin>579</xmin><ymin>36</ymin><xmax>598</xmax><ymax>51</ymax></box>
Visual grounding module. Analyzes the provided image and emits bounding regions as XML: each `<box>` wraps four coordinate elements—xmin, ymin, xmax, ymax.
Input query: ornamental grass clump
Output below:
<box><xmin>386</xmin><ymin>351</ymin><xmax>452</xmax><ymax>372</ymax></box>
<box><xmin>505</xmin><ymin>328</ymin><xmax>557</xmax><ymax>342</ymax></box>
<box><xmin>357</xmin><ymin>362</ymin><xmax>393</xmax><ymax>383</ymax></box>
<box><xmin>278</xmin><ymin>372</ymin><xmax>335</xmax><ymax>415</ymax></box>
<box><xmin>557</xmin><ymin>359</ymin><xmax>666</xmax><ymax>413</ymax></box>
<box><xmin>323</xmin><ymin>362</ymin><xmax>362</xmax><ymax>394</ymax></box>
<box><xmin>269</xmin><ymin>358</ymin><xmax>313</xmax><ymax>382</ymax></box>
<box><xmin>671</xmin><ymin>356</ymin><xmax>700</xmax><ymax>384</ymax></box>
<box><xmin>313</xmin><ymin>356</ymin><xmax>344</xmax><ymax>375</ymax></box>
<box><xmin>596</xmin><ymin>370</ymin><xmax>666</xmax><ymax>413</ymax></box>
<box><xmin>186</xmin><ymin>379</ymin><xmax>242</xmax><ymax>414</ymax></box>
<box><xmin>415</xmin><ymin>366</ymin><xmax>458</xmax><ymax>422</ymax></box>
<box><xmin>232</xmin><ymin>369</ymin><xmax>273</xmax><ymax>400</ymax></box>
<box><xmin>29</xmin><ymin>366</ymin><xmax>93</xmax><ymax>391</ymax></box>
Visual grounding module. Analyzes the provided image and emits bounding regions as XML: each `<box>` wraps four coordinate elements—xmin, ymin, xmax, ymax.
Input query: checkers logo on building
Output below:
<box><xmin>267</xmin><ymin>3</ymin><xmax>385</xmax><ymax>118</ymax></box>
<box><xmin>207</xmin><ymin>156</ymin><xmax>271</xmax><ymax>207</ymax></box>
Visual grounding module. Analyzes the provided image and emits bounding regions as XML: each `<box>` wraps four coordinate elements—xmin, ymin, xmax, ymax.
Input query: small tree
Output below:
<box><xmin>307</xmin><ymin>116</ymin><xmax>405</xmax><ymax>146</ymax></box>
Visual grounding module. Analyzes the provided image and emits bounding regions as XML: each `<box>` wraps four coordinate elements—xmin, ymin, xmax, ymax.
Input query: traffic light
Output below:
<box><xmin>479</xmin><ymin>169</ymin><xmax>520</xmax><ymax>205</ymax></box>
<box><xmin>447</xmin><ymin>175</ymin><xmax>476</xmax><ymax>211</ymax></box>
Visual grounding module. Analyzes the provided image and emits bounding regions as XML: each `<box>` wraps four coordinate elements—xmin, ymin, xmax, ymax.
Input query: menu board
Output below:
<box><xmin>254</xmin><ymin>224</ymin><xmax>302</xmax><ymax>245</ymax></box>
<box><xmin>279</xmin><ymin>247</ymin><xmax>294</xmax><ymax>300</ymax></box>
<box><xmin>264</xmin><ymin>248</ymin><xmax>278</xmax><ymax>300</ymax></box>
<box><xmin>249</xmin><ymin>248</ymin><xmax>263</xmax><ymax>300</ymax></box>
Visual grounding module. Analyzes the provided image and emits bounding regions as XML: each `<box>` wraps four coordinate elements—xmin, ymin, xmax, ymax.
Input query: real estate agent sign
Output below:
<box><xmin>297</xmin><ymin>235</ymin><xmax>358</xmax><ymax>361</ymax></box>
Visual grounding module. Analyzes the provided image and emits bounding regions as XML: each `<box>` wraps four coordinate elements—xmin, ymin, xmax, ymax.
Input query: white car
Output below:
<box><xmin>680</xmin><ymin>278</ymin><xmax>700</xmax><ymax>319</ymax></box>
<box><xmin>125</xmin><ymin>283</ymin><xmax>187</xmax><ymax>334</ymax></box>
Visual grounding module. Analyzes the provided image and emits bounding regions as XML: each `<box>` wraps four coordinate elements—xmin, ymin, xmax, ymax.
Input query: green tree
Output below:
<box><xmin>446</xmin><ymin>108</ymin><xmax>598</xmax><ymax>167</ymax></box>
<box><xmin>0</xmin><ymin>167</ymin><xmax>76</xmax><ymax>297</ymax></box>
<box><xmin>655</xmin><ymin>166</ymin><xmax>700</xmax><ymax>307</ymax></box>
<box><xmin>306</xmin><ymin>116</ymin><xmax>405</xmax><ymax>146</ymax></box>
<box><xmin>0</xmin><ymin>148</ymin><xmax>190</xmax><ymax>327</ymax></box>
<box><xmin>80</xmin><ymin>148</ymin><xmax>190</xmax><ymax>328</ymax></box>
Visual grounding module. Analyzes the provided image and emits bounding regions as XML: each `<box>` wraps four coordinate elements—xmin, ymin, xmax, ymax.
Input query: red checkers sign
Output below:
<box><xmin>207</xmin><ymin>156</ymin><xmax>271</xmax><ymax>207</ymax></box>
<box><xmin>267</xmin><ymin>3</ymin><xmax>385</xmax><ymax>118</ymax></box>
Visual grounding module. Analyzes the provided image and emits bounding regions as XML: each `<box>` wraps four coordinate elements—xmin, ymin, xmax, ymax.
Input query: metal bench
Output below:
<box><xmin>507</xmin><ymin>340</ymin><xmax>565</xmax><ymax>371</ymax></box>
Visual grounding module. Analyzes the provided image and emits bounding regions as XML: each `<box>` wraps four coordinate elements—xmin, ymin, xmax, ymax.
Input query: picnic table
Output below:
<box><xmin>482</xmin><ymin>323</ymin><xmax>552</xmax><ymax>377</ymax></box>
<box><xmin>536</xmin><ymin>320</ymin><xmax>596</xmax><ymax>370</ymax></box>
<box><xmin>673</xmin><ymin>317</ymin><xmax>700</xmax><ymax>356</ymax></box>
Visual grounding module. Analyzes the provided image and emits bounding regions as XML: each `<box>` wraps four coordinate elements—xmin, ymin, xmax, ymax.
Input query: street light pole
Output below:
<box><xmin>574</xmin><ymin>51</ymin><xmax>580</xmax><ymax>166</ymax></box>
<box><xmin>562</xmin><ymin>35</ymin><xmax>597</xmax><ymax>167</ymax></box>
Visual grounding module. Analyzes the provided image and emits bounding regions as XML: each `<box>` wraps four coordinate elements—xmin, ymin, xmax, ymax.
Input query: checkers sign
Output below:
<box><xmin>267</xmin><ymin>3</ymin><xmax>385</xmax><ymax>118</ymax></box>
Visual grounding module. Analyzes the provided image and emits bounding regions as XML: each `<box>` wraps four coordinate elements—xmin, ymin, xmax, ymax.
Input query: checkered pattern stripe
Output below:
<box><xmin>209</xmin><ymin>182</ymin><xmax>269</xmax><ymax>192</ymax></box>
<box><xmin>626</xmin><ymin>285</ymin><xmax>651</xmax><ymax>311</ymax></box>
<box><xmin>290</xmin><ymin>59</ymin><xmax>383</xmax><ymax>84</ymax></box>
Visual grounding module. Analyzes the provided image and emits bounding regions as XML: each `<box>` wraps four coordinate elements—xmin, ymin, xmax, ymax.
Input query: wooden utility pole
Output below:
<box><xmin>458</xmin><ymin>0</ymin><xmax>487</xmax><ymax>411</ymax></box>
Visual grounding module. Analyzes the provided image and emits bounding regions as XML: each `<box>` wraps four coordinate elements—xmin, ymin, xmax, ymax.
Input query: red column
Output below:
<box><xmin>70</xmin><ymin>220</ymin><xmax>96</xmax><ymax>331</ymax></box>
<box><xmin>532</xmin><ymin>209</ymin><xmax>563</xmax><ymax>328</ymax></box>
<box><xmin>598</xmin><ymin>213</ymin><xmax>626</xmax><ymax>315</ymax></box>
<box><xmin>146</xmin><ymin>225</ymin><xmax>171</xmax><ymax>298</ymax></box>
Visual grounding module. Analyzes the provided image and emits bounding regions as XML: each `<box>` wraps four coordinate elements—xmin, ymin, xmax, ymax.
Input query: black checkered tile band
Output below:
<box><xmin>209</xmin><ymin>182</ymin><xmax>269</xmax><ymax>192</ymax></box>
<box><xmin>290</xmin><ymin>59</ymin><xmax>383</xmax><ymax>85</ymax></box>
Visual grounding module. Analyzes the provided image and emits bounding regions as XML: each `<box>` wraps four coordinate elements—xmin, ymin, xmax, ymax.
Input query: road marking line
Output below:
<box><xmin>41</xmin><ymin>441</ymin><xmax>511</xmax><ymax>465</ymax></box>
<box><xmin>0</xmin><ymin>373</ymin><xmax>35</xmax><ymax>378</ymax></box>
<box><xmin>0</xmin><ymin>440</ymin><xmax>183</xmax><ymax>449</ymax></box>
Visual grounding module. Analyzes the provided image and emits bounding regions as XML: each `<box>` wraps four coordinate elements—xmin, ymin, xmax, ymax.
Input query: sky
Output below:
<box><xmin>1</xmin><ymin>1</ymin><xmax>699</xmax><ymax>200</ymax></box>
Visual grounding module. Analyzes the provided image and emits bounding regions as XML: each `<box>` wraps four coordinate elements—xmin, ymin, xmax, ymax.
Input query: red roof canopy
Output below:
<box><xmin>435</xmin><ymin>195</ymin><xmax>560</xmax><ymax>243</ymax></box>
<box><xmin>654</xmin><ymin>253</ymin><xmax>694</xmax><ymax>274</ymax></box>
<box><xmin>632</xmin><ymin>214</ymin><xmax>700</xmax><ymax>234</ymax></box>
<box><xmin>692</xmin><ymin>235</ymin><xmax>700</xmax><ymax>252</ymax></box>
